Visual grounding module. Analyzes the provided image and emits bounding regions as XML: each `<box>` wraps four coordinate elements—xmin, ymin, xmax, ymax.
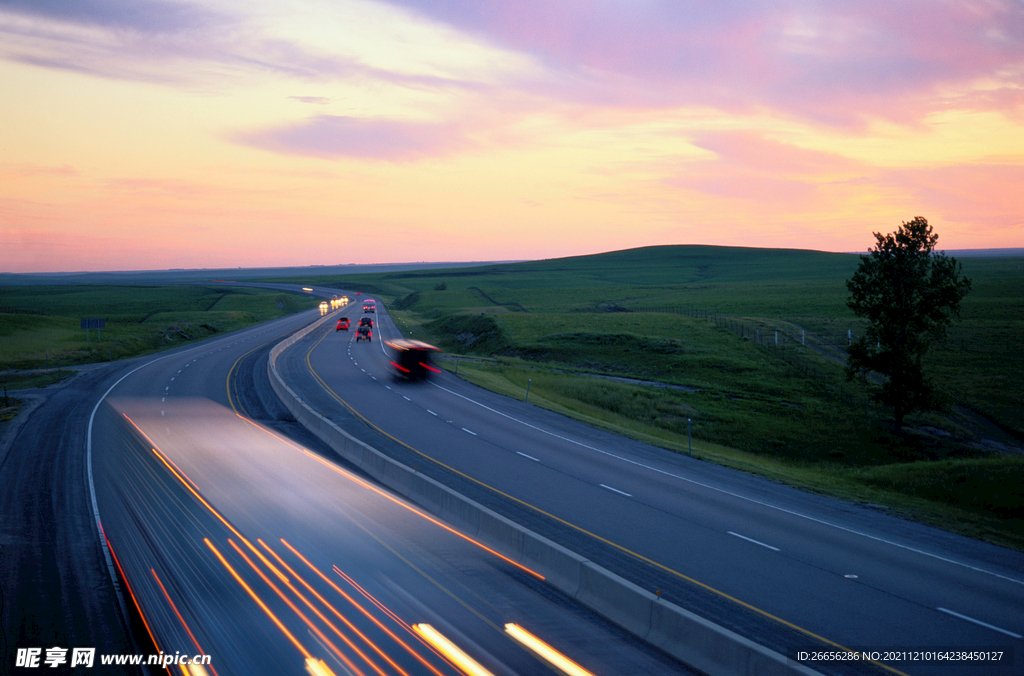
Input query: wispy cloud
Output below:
<box><xmin>289</xmin><ymin>95</ymin><xmax>331</xmax><ymax>105</ymax></box>
<box><xmin>234</xmin><ymin>115</ymin><xmax>472</xmax><ymax>161</ymax></box>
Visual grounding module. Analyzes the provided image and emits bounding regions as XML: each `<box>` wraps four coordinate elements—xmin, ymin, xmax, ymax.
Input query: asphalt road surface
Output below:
<box><xmin>273</xmin><ymin>293</ymin><xmax>1024</xmax><ymax>676</ymax></box>
<box><xmin>14</xmin><ymin>296</ymin><xmax>694</xmax><ymax>675</ymax></box>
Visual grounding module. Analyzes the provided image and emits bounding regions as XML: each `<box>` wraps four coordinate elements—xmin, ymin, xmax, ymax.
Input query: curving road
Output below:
<box><xmin>86</xmin><ymin>294</ymin><xmax>693</xmax><ymax>676</ymax></box>
<box><xmin>273</xmin><ymin>291</ymin><xmax>1024</xmax><ymax>676</ymax></box>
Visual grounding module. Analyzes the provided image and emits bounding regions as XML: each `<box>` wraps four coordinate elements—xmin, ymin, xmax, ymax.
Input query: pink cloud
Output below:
<box><xmin>690</xmin><ymin>131</ymin><xmax>861</xmax><ymax>175</ymax></box>
<box><xmin>233</xmin><ymin>115</ymin><xmax>473</xmax><ymax>161</ymax></box>
<box><xmin>386</xmin><ymin>0</ymin><xmax>1024</xmax><ymax>125</ymax></box>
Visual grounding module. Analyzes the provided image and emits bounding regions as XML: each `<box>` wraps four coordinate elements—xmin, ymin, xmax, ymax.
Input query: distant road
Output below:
<box><xmin>273</xmin><ymin>293</ymin><xmax>1024</xmax><ymax>676</ymax></box>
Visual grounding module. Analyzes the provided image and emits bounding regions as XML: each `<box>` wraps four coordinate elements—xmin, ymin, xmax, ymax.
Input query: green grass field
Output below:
<box><xmin>0</xmin><ymin>284</ymin><xmax>318</xmax><ymax>375</ymax></box>
<box><xmin>293</xmin><ymin>245</ymin><xmax>1024</xmax><ymax>549</ymax></box>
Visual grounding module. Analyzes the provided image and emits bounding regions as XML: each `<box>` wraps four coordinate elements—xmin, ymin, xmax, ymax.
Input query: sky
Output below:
<box><xmin>1</xmin><ymin>0</ymin><xmax>1023</xmax><ymax>273</ymax></box>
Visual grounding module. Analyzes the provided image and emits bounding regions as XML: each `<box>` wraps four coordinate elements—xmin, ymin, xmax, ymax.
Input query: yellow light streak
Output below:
<box><xmin>504</xmin><ymin>624</ymin><xmax>595</xmax><ymax>676</ymax></box>
<box><xmin>412</xmin><ymin>625</ymin><xmax>494</xmax><ymax>676</ymax></box>
<box><xmin>304</xmin><ymin>658</ymin><xmax>337</xmax><ymax>676</ymax></box>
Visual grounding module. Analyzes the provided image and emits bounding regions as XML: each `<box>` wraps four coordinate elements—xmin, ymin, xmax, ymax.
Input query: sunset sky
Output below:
<box><xmin>2</xmin><ymin>0</ymin><xmax>1023</xmax><ymax>272</ymax></box>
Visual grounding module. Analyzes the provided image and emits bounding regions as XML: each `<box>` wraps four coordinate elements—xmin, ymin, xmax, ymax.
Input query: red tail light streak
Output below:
<box><xmin>151</xmin><ymin>569</ymin><xmax>220</xmax><ymax>676</ymax></box>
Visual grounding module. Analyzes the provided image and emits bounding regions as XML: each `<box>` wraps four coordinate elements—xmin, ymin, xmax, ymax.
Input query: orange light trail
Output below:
<box><xmin>255</xmin><ymin>539</ymin><xmax>402</xmax><ymax>676</ymax></box>
<box><xmin>226</xmin><ymin>539</ymin><xmax>368</xmax><ymax>676</ymax></box>
<box><xmin>100</xmin><ymin>526</ymin><xmax>170</xmax><ymax>675</ymax></box>
<box><xmin>122</xmin><ymin>413</ymin><xmax>290</xmax><ymax>585</ymax></box>
<box><xmin>235</xmin><ymin>414</ymin><xmax>544</xmax><ymax>581</ymax></box>
<box><xmin>331</xmin><ymin>568</ymin><xmax>413</xmax><ymax>635</ymax></box>
<box><xmin>278</xmin><ymin>539</ymin><xmax>450</xmax><ymax>676</ymax></box>
<box><xmin>328</xmin><ymin>566</ymin><xmax>463</xmax><ymax>674</ymax></box>
<box><xmin>121</xmin><ymin>412</ymin><xmax>202</xmax><ymax>492</ymax></box>
<box><xmin>203</xmin><ymin>538</ymin><xmax>312</xmax><ymax>659</ymax></box>
<box><xmin>151</xmin><ymin>569</ymin><xmax>221</xmax><ymax>676</ymax></box>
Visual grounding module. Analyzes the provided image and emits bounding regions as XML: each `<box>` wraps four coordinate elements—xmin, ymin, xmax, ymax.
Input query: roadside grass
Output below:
<box><xmin>0</xmin><ymin>284</ymin><xmax>318</xmax><ymax>372</ymax></box>
<box><xmin>291</xmin><ymin>245</ymin><xmax>1024</xmax><ymax>549</ymax></box>
<box><xmin>0</xmin><ymin>369</ymin><xmax>77</xmax><ymax>391</ymax></box>
<box><xmin>0</xmin><ymin>396</ymin><xmax>21</xmax><ymax>423</ymax></box>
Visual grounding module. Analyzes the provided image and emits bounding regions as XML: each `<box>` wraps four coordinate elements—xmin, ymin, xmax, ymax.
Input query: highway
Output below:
<box><xmin>272</xmin><ymin>291</ymin><xmax>1024</xmax><ymax>676</ymax></box>
<box><xmin>85</xmin><ymin>294</ymin><xmax>694</xmax><ymax>676</ymax></box>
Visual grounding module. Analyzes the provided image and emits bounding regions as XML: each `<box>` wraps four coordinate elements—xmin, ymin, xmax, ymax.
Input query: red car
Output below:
<box><xmin>336</xmin><ymin>317</ymin><xmax>350</xmax><ymax>331</ymax></box>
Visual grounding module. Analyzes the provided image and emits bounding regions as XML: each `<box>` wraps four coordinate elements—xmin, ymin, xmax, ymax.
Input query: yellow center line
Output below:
<box><xmin>300</xmin><ymin>327</ymin><xmax>911</xmax><ymax>676</ymax></box>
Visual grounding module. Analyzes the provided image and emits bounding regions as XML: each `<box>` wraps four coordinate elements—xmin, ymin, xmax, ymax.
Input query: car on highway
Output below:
<box><xmin>358</xmin><ymin>316</ymin><xmax>373</xmax><ymax>328</ymax></box>
<box><xmin>356</xmin><ymin>324</ymin><xmax>372</xmax><ymax>342</ymax></box>
<box><xmin>336</xmin><ymin>317</ymin><xmax>350</xmax><ymax>331</ymax></box>
<box><xmin>387</xmin><ymin>339</ymin><xmax>441</xmax><ymax>381</ymax></box>
<box><xmin>363</xmin><ymin>300</ymin><xmax>375</xmax><ymax>313</ymax></box>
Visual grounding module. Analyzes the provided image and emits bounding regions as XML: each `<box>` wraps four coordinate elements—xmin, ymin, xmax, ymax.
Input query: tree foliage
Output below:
<box><xmin>846</xmin><ymin>217</ymin><xmax>971</xmax><ymax>432</ymax></box>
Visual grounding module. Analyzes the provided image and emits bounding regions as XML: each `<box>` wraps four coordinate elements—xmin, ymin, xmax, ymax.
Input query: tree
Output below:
<box><xmin>846</xmin><ymin>217</ymin><xmax>971</xmax><ymax>433</ymax></box>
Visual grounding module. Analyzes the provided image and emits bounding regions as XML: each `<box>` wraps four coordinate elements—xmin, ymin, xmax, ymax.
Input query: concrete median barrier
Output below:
<box><xmin>268</xmin><ymin>315</ymin><xmax>822</xmax><ymax>676</ymax></box>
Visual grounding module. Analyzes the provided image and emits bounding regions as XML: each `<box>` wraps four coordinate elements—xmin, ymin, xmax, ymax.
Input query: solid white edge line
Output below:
<box><xmin>936</xmin><ymin>607</ymin><xmax>1022</xmax><ymax>639</ymax></box>
<box><xmin>728</xmin><ymin>531</ymin><xmax>781</xmax><ymax>552</ymax></box>
<box><xmin>428</xmin><ymin>380</ymin><xmax>1024</xmax><ymax>587</ymax></box>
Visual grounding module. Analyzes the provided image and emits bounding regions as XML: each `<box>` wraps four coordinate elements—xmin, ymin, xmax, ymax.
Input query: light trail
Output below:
<box><xmin>505</xmin><ymin>624</ymin><xmax>595</xmax><ymax>676</ymax></box>
<box><xmin>412</xmin><ymin>625</ymin><xmax>494</xmax><ymax>676</ymax></box>
<box><xmin>151</xmin><ymin>569</ymin><xmax>221</xmax><ymax>676</ymax></box>
<box><xmin>278</xmin><ymin>539</ymin><xmax>451</xmax><ymax>676</ymax></box>
<box><xmin>258</xmin><ymin>539</ymin><xmax>418</xmax><ymax>676</ymax></box>
<box><xmin>226</xmin><ymin>539</ymin><xmax>367</xmax><ymax>676</ymax></box>
<box><xmin>203</xmin><ymin>538</ymin><xmax>313</xmax><ymax>660</ymax></box>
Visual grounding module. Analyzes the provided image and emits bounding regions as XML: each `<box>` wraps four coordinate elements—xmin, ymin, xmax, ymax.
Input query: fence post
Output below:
<box><xmin>688</xmin><ymin>418</ymin><xmax>692</xmax><ymax>456</ymax></box>
<box><xmin>525</xmin><ymin>378</ymin><xmax>531</xmax><ymax>403</ymax></box>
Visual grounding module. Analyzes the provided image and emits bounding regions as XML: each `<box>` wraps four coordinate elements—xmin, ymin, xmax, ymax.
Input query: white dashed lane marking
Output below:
<box><xmin>728</xmin><ymin>531</ymin><xmax>780</xmax><ymax>552</ymax></box>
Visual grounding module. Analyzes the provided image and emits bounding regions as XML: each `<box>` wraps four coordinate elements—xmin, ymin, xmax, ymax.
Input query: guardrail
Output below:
<box><xmin>267</xmin><ymin>315</ymin><xmax>822</xmax><ymax>676</ymax></box>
